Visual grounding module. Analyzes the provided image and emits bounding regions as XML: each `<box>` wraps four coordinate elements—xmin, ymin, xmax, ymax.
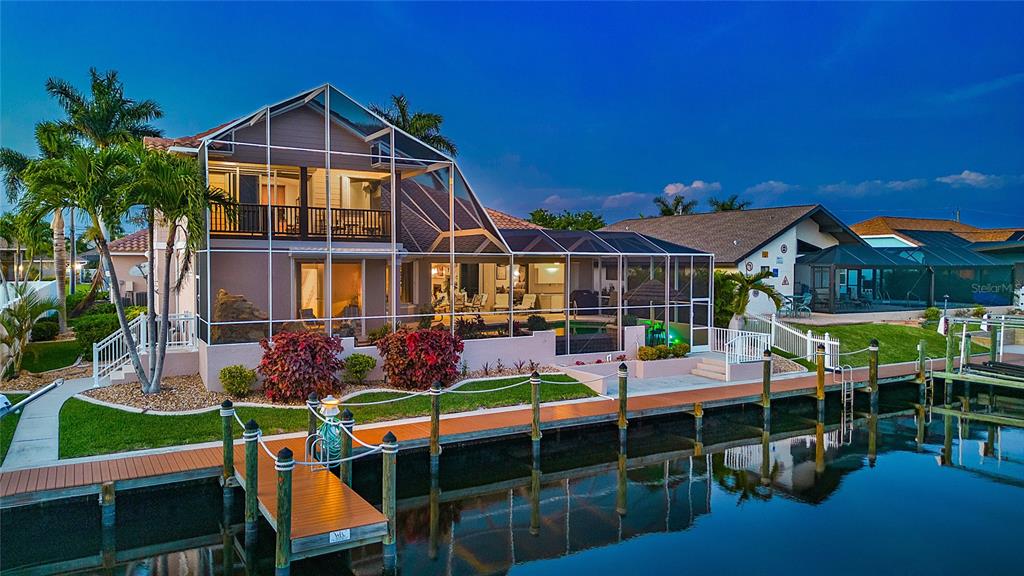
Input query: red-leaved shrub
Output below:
<box><xmin>258</xmin><ymin>331</ymin><xmax>345</xmax><ymax>401</ymax></box>
<box><xmin>376</xmin><ymin>328</ymin><xmax>464</xmax><ymax>390</ymax></box>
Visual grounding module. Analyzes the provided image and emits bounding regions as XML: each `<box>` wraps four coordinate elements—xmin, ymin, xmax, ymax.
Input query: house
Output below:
<box><xmin>139</xmin><ymin>84</ymin><xmax>714</xmax><ymax>390</ymax></box>
<box><xmin>603</xmin><ymin>205</ymin><xmax>864</xmax><ymax>314</ymax></box>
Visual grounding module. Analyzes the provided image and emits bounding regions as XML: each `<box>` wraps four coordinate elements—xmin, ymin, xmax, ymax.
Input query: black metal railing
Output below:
<box><xmin>209</xmin><ymin>204</ymin><xmax>390</xmax><ymax>241</ymax></box>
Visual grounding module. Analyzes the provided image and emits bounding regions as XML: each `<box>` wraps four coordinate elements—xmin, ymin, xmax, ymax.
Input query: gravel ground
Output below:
<box><xmin>2</xmin><ymin>362</ymin><xmax>92</xmax><ymax>392</ymax></box>
<box><xmin>772</xmin><ymin>356</ymin><xmax>806</xmax><ymax>374</ymax></box>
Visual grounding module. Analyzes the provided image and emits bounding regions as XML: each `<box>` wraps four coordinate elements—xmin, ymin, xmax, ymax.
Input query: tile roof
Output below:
<box><xmin>106</xmin><ymin>229</ymin><xmax>149</xmax><ymax>253</ymax></box>
<box><xmin>602</xmin><ymin>205</ymin><xmax>823</xmax><ymax>264</ymax></box>
<box><xmin>851</xmin><ymin>216</ymin><xmax>1023</xmax><ymax>244</ymax></box>
<box><xmin>485</xmin><ymin>208</ymin><xmax>541</xmax><ymax>230</ymax></box>
<box><xmin>143</xmin><ymin>120</ymin><xmax>237</xmax><ymax>151</ymax></box>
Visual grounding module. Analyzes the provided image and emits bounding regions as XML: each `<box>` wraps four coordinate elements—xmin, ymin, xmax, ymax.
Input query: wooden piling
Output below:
<box><xmin>617</xmin><ymin>363</ymin><xmax>629</xmax><ymax>432</ymax></box>
<box><xmin>99</xmin><ymin>481</ymin><xmax>115</xmax><ymax>527</ymax></box>
<box><xmin>815</xmin><ymin>344</ymin><xmax>826</xmax><ymax>420</ymax></box>
<box><xmin>944</xmin><ymin>324</ymin><xmax>955</xmax><ymax>404</ymax></box>
<box><xmin>963</xmin><ymin>333</ymin><xmax>973</xmax><ymax>400</ymax></box>
<box><xmin>221</xmin><ymin>400</ymin><xmax>235</xmax><ymax>484</ymax></box>
<box><xmin>814</xmin><ymin>420</ymin><xmax>825</xmax><ymax>475</ymax></box>
<box><xmin>243</xmin><ymin>419</ymin><xmax>260</xmax><ymax>538</ymax></box>
<box><xmin>693</xmin><ymin>402</ymin><xmax>704</xmax><ymax>457</ymax></box>
<box><xmin>761</xmin><ymin>349</ymin><xmax>772</xmax><ymax>428</ymax></box>
<box><xmin>989</xmin><ymin>324</ymin><xmax>998</xmax><ymax>363</ymax></box>
<box><xmin>941</xmin><ymin>414</ymin><xmax>953</xmax><ymax>466</ymax></box>
<box><xmin>428</xmin><ymin>466</ymin><xmax>440</xmax><ymax>560</ymax></box>
<box><xmin>915</xmin><ymin>404</ymin><xmax>926</xmax><ymax>451</ymax></box>
<box><xmin>275</xmin><ymin>447</ymin><xmax>294</xmax><ymax>576</ymax></box>
<box><xmin>430</xmin><ymin>381</ymin><xmax>442</xmax><ymax>468</ymax></box>
<box><xmin>616</xmin><ymin>433</ymin><xmax>627</xmax><ymax>516</ymax></box>
<box><xmin>868</xmin><ymin>339</ymin><xmax>879</xmax><ymax>415</ymax></box>
<box><xmin>760</xmin><ymin>421</ymin><xmax>771</xmax><ymax>486</ymax></box>
<box><xmin>917</xmin><ymin>339</ymin><xmax>928</xmax><ymax>406</ymax></box>
<box><xmin>339</xmin><ymin>409</ymin><xmax>354</xmax><ymax>486</ymax></box>
<box><xmin>531</xmin><ymin>446</ymin><xmax>542</xmax><ymax>535</ymax></box>
<box><xmin>530</xmin><ymin>372</ymin><xmax>542</xmax><ymax>444</ymax></box>
<box><xmin>306</xmin><ymin>392</ymin><xmax>319</xmax><ymax>438</ymax></box>
<box><xmin>381</xmin><ymin>431</ymin><xmax>398</xmax><ymax>546</ymax></box>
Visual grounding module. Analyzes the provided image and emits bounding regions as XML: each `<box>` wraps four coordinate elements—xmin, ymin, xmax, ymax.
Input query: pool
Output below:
<box><xmin>3</xmin><ymin>385</ymin><xmax>1022</xmax><ymax>575</ymax></box>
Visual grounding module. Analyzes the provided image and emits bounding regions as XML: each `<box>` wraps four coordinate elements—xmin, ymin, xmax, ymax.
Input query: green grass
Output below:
<box><xmin>59</xmin><ymin>374</ymin><xmax>595</xmax><ymax>458</ymax></box>
<box><xmin>21</xmin><ymin>340</ymin><xmax>81</xmax><ymax>373</ymax></box>
<box><xmin>1</xmin><ymin>393</ymin><xmax>28</xmax><ymax>465</ymax></box>
<box><xmin>790</xmin><ymin>322</ymin><xmax>988</xmax><ymax>367</ymax></box>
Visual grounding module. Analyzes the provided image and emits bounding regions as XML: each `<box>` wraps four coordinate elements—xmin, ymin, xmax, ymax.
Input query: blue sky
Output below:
<box><xmin>2</xmin><ymin>1</ymin><xmax>1022</xmax><ymax>227</ymax></box>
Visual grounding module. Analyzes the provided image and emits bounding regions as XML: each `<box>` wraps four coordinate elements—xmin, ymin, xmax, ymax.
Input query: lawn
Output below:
<box><xmin>790</xmin><ymin>322</ymin><xmax>989</xmax><ymax>368</ymax></box>
<box><xmin>59</xmin><ymin>374</ymin><xmax>596</xmax><ymax>458</ymax></box>
<box><xmin>21</xmin><ymin>340</ymin><xmax>81</xmax><ymax>373</ymax></box>
<box><xmin>1</xmin><ymin>393</ymin><xmax>28</xmax><ymax>465</ymax></box>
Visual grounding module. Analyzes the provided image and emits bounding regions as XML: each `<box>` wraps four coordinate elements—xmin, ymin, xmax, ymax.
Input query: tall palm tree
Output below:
<box><xmin>708</xmin><ymin>194</ymin><xmax>752</xmax><ymax>212</ymax></box>
<box><xmin>45</xmin><ymin>68</ymin><xmax>164</xmax><ymax>324</ymax></box>
<box><xmin>128</xmin><ymin>145</ymin><xmax>232</xmax><ymax>393</ymax></box>
<box><xmin>1</xmin><ymin>122</ymin><xmax>76</xmax><ymax>332</ymax></box>
<box><xmin>717</xmin><ymin>269</ymin><xmax>783</xmax><ymax>329</ymax></box>
<box><xmin>370</xmin><ymin>94</ymin><xmax>458</xmax><ymax>157</ymax></box>
<box><xmin>653</xmin><ymin>195</ymin><xmax>698</xmax><ymax>216</ymax></box>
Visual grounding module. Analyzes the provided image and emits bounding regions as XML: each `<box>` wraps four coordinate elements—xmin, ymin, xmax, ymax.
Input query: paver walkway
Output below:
<box><xmin>2</xmin><ymin>377</ymin><xmax>95</xmax><ymax>470</ymax></box>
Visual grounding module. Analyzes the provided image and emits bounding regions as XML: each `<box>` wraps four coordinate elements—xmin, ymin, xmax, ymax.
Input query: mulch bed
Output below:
<box><xmin>2</xmin><ymin>362</ymin><xmax>92</xmax><ymax>392</ymax></box>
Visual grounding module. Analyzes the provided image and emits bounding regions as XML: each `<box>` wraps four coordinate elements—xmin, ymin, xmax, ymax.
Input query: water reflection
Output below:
<box><xmin>4</xmin><ymin>387</ymin><xmax>1024</xmax><ymax>575</ymax></box>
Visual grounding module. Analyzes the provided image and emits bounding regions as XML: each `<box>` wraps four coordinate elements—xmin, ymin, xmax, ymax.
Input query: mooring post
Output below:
<box><xmin>381</xmin><ymin>431</ymin><xmax>399</xmax><ymax>568</ymax></box>
<box><xmin>761</xmin><ymin>349</ymin><xmax>772</xmax><ymax>429</ymax></box>
<box><xmin>339</xmin><ymin>408</ymin><xmax>354</xmax><ymax>487</ymax></box>
<box><xmin>989</xmin><ymin>323</ymin><xmax>998</xmax><ymax>363</ymax></box>
<box><xmin>430</xmin><ymin>381</ymin><xmax>442</xmax><ymax>471</ymax></box>
<box><xmin>944</xmin><ymin>324</ymin><xmax>955</xmax><ymax>405</ymax></box>
<box><xmin>617</xmin><ymin>363</ymin><xmax>629</xmax><ymax>439</ymax></box>
<box><xmin>868</xmin><ymin>339</ymin><xmax>879</xmax><ymax>415</ymax></box>
<box><xmin>306</xmin><ymin>392</ymin><xmax>319</xmax><ymax>438</ymax></box>
<box><xmin>274</xmin><ymin>447</ymin><xmax>294</xmax><ymax>576</ymax></box>
<box><xmin>963</xmin><ymin>333</ymin><xmax>973</xmax><ymax>400</ymax></box>
<box><xmin>99</xmin><ymin>480</ymin><xmax>115</xmax><ymax>527</ymax></box>
<box><xmin>616</xmin><ymin>431</ymin><xmax>628</xmax><ymax>516</ymax></box>
<box><xmin>530</xmin><ymin>442</ymin><xmax>542</xmax><ymax>535</ymax></box>
<box><xmin>221</xmin><ymin>400</ymin><xmax>235</xmax><ymax>485</ymax></box>
<box><xmin>530</xmin><ymin>371</ymin><xmax>542</xmax><ymax>453</ymax></box>
<box><xmin>101</xmin><ymin>493</ymin><xmax>116</xmax><ymax>569</ymax></box>
<box><xmin>917</xmin><ymin>339</ymin><xmax>928</xmax><ymax>406</ymax></box>
<box><xmin>815</xmin><ymin>343</ymin><xmax>826</xmax><ymax>420</ymax></box>
<box><xmin>222</xmin><ymin>485</ymin><xmax>234</xmax><ymax>576</ymax></box>
<box><xmin>243</xmin><ymin>419</ymin><xmax>260</xmax><ymax>540</ymax></box>
<box><xmin>693</xmin><ymin>402</ymin><xmax>704</xmax><ymax>456</ymax></box>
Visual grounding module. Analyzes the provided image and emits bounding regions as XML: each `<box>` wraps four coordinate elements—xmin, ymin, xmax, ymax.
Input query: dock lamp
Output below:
<box><xmin>318</xmin><ymin>395</ymin><xmax>342</xmax><ymax>462</ymax></box>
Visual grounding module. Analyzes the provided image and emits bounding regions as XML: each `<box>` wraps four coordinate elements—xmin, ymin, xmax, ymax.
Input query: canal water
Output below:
<box><xmin>3</xmin><ymin>384</ymin><xmax>1022</xmax><ymax>575</ymax></box>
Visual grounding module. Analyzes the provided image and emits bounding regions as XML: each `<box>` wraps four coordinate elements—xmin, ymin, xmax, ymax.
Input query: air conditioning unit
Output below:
<box><xmin>369</xmin><ymin>142</ymin><xmax>425</xmax><ymax>170</ymax></box>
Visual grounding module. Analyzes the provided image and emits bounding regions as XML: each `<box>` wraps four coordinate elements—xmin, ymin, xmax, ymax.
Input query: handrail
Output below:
<box><xmin>93</xmin><ymin>312</ymin><xmax>196</xmax><ymax>386</ymax></box>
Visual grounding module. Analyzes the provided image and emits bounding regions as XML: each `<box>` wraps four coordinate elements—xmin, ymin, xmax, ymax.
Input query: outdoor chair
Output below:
<box><xmin>493</xmin><ymin>293</ymin><xmax>510</xmax><ymax>311</ymax></box>
<box><xmin>778</xmin><ymin>296</ymin><xmax>796</xmax><ymax>317</ymax></box>
<box><xmin>795</xmin><ymin>293</ymin><xmax>813</xmax><ymax>317</ymax></box>
<box><xmin>514</xmin><ymin>294</ymin><xmax>537</xmax><ymax>311</ymax></box>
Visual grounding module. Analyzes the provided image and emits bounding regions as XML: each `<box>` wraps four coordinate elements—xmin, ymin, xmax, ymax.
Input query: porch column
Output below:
<box><xmin>299</xmin><ymin>167</ymin><xmax>309</xmax><ymax>238</ymax></box>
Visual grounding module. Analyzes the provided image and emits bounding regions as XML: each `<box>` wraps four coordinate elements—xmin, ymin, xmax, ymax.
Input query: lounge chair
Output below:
<box><xmin>493</xmin><ymin>293</ymin><xmax>510</xmax><ymax>311</ymax></box>
<box><xmin>514</xmin><ymin>294</ymin><xmax>537</xmax><ymax>311</ymax></box>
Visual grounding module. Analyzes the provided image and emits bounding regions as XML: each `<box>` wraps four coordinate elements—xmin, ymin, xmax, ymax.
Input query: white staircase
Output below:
<box><xmin>691</xmin><ymin>355</ymin><xmax>729</xmax><ymax>381</ymax></box>
<box><xmin>92</xmin><ymin>313</ymin><xmax>196</xmax><ymax>386</ymax></box>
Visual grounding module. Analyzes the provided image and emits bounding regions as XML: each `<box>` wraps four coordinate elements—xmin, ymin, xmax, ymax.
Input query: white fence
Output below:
<box><xmin>709</xmin><ymin>327</ymin><xmax>773</xmax><ymax>380</ymax></box>
<box><xmin>93</xmin><ymin>312</ymin><xmax>196</xmax><ymax>385</ymax></box>
<box><xmin>745</xmin><ymin>314</ymin><xmax>840</xmax><ymax>370</ymax></box>
<box><xmin>0</xmin><ymin>280</ymin><xmax>58</xmax><ymax>311</ymax></box>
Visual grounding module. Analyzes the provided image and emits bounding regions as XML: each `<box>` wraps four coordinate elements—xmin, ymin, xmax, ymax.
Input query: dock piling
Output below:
<box><xmin>531</xmin><ymin>372</ymin><xmax>542</xmax><ymax>449</ymax></box>
<box><xmin>693</xmin><ymin>402</ymin><xmax>704</xmax><ymax>456</ymax></box>
<box><xmin>243</xmin><ymin>419</ymin><xmax>260</xmax><ymax>539</ymax></box>
<box><xmin>915</xmin><ymin>404</ymin><xmax>926</xmax><ymax>451</ymax></box>
<box><xmin>761</xmin><ymin>349</ymin><xmax>772</xmax><ymax>428</ymax></box>
<box><xmin>220</xmin><ymin>400</ymin><xmax>235</xmax><ymax>484</ymax></box>
<box><xmin>945</xmin><ymin>324</ymin><xmax>955</xmax><ymax>404</ymax></box>
<box><xmin>868</xmin><ymin>339</ymin><xmax>879</xmax><ymax>414</ymax></box>
<box><xmin>963</xmin><ymin>333</ymin><xmax>973</xmax><ymax>400</ymax></box>
<box><xmin>989</xmin><ymin>324</ymin><xmax>998</xmax><ymax>363</ymax></box>
<box><xmin>616</xmin><ymin>431</ymin><xmax>627</xmax><ymax>516</ymax></box>
<box><xmin>99</xmin><ymin>480</ymin><xmax>115</xmax><ymax>527</ymax></box>
<box><xmin>617</xmin><ymin>363</ymin><xmax>629</xmax><ymax>434</ymax></box>
<box><xmin>531</xmin><ymin>442</ymin><xmax>542</xmax><ymax>535</ymax></box>
<box><xmin>275</xmin><ymin>447</ymin><xmax>294</xmax><ymax>576</ymax></box>
<box><xmin>381</xmin><ymin>431</ymin><xmax>398</xmax><ymax>546</ymax></box>
<box><xmin>917</xmin><ymin>339</ymin><xmax>927</xmax><ymax>405</ymax></box>
<box><xmin>815</xmin><ymin>344</ymin><xmax>825</xmax><ymax>420</ymax></box>
<box><xmin>430</xmin><ymin>381</ymin><xmax>442</xmax><ymax>470</ymax></box>
<box><xmin>339</xmin><ymin>409</ymin><xmax>354</xmax><ymax>486</ymax></box>
<box><xmin>306</xmin><ymin>392</ymin><xmax>319</xmax><ymax>438</ymax></box>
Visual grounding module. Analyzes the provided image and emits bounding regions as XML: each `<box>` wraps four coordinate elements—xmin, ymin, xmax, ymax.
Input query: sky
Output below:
<box><xmin>2</xmin><ymin>1</ymin><xmax>1023</xmax><ymax>228</ymax></box>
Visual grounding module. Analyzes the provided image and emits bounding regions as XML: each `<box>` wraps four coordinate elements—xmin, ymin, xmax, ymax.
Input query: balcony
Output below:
<box><xmin>210</xmin><ymin>204</ymin><xmax>390</xmax><ymax>242</ymax></box>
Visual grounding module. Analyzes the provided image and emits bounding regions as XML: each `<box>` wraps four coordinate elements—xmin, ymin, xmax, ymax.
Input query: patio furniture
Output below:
<box><xmin>778</xmin><ymin>295</ymin><xmax>797</xmax><ymax>317</ymax></box>
<box><xmin>493</xmin><ymin>293</ymin><xmax>510</xmax><ymax>311</ymax></box>
<box><xmin>434</xmin><ymin>293</ymin><xmax>450</xmax><ymax>314</ymax></box>
<box><xmin>569</xmin><ymin>289</ymin><xmax>599</xmax><ymax>317</ymax></box>
<box><xmin>466</xmin><ymin>293</ymin><xmax>488</xmax><ymax>312</ymax></box>
<box><xmin>514</xmin><ymin>293</ymin><xmax>537</xmax><ymax>311</ymax></box>
<box><xmin>795</xmin><ymin>293</ymin><xmax>812</xmax><ymax>317</ymax></box>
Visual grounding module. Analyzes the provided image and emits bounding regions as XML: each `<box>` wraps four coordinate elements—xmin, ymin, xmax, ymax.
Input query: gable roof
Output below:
<box><xmin>851</xmin><ymin>216</ymin><xmax>1023</xmax><ymax>245</ymax></box>
<box><xmin>602</xmin><ymin>205</ymin><xmax>862</xmax><ymax>264</ymax></box>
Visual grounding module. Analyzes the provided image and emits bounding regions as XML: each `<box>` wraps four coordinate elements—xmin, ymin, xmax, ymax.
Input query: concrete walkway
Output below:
<box><xmin>2</xmin><ymin>377</ymin><xmax>95</xmax><ymax>470</ymax></box>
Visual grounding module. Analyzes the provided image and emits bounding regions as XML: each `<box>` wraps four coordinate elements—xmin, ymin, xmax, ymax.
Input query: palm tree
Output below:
<box><xmin>717</xmin><ymin>269</ymin><xmax>783</xmax><ymax>329</ymax></box>
<box><xmin>45</xmin><ymin>68</ymin><xmax>163</xmax><ymax>324</ymax></box>
<box><xmin>369</xmin><ymin>94</ymin><xmax>458</xmax><ymax>157</ymax></box>
<box><xmin>708</xmin><ymin>194</ymin><xmax>752</xmax><ymax>212</ymax></box>
<box><xmin>128</xmin><ymin>145</ymin><xmax>232</xmax><ymax>393</ymax></box>
<box><xmin>1</xmin><ymin>122</ymin><xmax>76</xmax><ymax>332</ymax></box>
<box><xmin>653</xmin><ymin>195</ymin><xmax>698</xmax><ymax>216</ymax></box>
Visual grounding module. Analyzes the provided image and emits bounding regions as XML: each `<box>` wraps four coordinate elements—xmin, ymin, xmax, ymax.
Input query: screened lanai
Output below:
<box><xmin>397</xmin><ymin>229</ymin><xmax>714</xmax><ymax>355</ymax></box>
<box><xmin>795</xmin><ymin>244</ymin><xmax>1016</xmax><ymax>313</ymax></box>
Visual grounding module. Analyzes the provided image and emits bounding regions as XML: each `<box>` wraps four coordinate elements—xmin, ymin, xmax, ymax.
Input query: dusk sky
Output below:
<box><xmin>2</xmin><ymin>1</ymin><xmax>1022</xmax><ymax>227</ymax></box>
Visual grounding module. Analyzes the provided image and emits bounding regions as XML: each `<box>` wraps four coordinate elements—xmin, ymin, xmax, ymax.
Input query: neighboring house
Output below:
<box><xmin>139</xmin><ymin>84</ymin><xmax>714</xmax><ymax>390</ymax></box>
<box><xmin>603</xmin><ymin>205</ymin><xmax>863</xmax><ymax>314</ymax></box>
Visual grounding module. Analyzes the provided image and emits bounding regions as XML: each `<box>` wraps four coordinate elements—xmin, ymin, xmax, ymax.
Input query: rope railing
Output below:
<box><xmin>444</xmin><ymin>378</ymin><xmax>531</xmax><ymax>394</ymax></box>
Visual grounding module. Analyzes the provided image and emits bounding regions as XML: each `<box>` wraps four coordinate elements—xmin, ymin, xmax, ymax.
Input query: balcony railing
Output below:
<box><xmin>210</xmin><ymin>203</ymin><xmax>390</xmax><ymax>241</ymax></box>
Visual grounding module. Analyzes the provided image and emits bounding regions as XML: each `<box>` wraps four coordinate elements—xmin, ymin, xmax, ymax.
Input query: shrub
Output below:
<box><xmin>257</xmin><ymin>331</ymin><xmax>345</xmax><ymax>402</ymax></box>
<box><xmin>343</xmin><ymin>353</ymin><xmax>377</xmax><ymax>385</ymax></box>
<box><xmin>637</xmin><ymin>346</ymin><xmax>659</xmax><ymax>361</ymax></box>
<box><xmin>670</xmin><ymin>342</ymin><xmax>690</xmax><ymax>358</ymax></box>
<box><xmin>454</xmin><ymin>315</ymin><xmax>486</xmax><ymax>340</ymax></box>
<box><xmin>971</xmin><ymin>304</ymin><xmax>987</xmax><ymax>318</ymax></box>
<box><xmin>526</xmin><ymin>315</ymin><xmax>549</xmax><ymax>332</ymax></box>
<box><xmin>654</xmin><ymin>344</ymin><xmax>671</xmax><ymax>359</ymax></box>
<box><xmin>220</xmin><ymin>365</ymin><xmax>257</xmax><ymax>398</ymax></box>
<box><xmin>923</xmin><ymin>307</ymin><xmax>941</xmax><ymax>322</ymax></box>
<box><xmin>376</xmin><ymin>328</ymin><xmax>464</xmax><ymax>390</ymax></box>
<box><xmin>31</xmin><ymin>318</ymin><xmax>59</xmax><ymax>342</ymax></box>
<box><xmin>126</xmin><ymin>306</ymin><xmax>146</xmax><ymax>320</ymax></box>
<box><xmin>72</xmin><ymin>313</ymin><xmax>121</xmax><ymax>353</ymax></box>
<box><xmin>368</xmin><ymin>323</ymin><xmax>392</xmax><ymax>343</ymax></box>
<box><xmin>81</xmin><ymin>301</ymin><xmax>116</xmax><ymax>316</ymax></box>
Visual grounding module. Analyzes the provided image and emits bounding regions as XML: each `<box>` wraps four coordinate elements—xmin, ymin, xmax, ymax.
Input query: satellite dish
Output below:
<box><xmin>129</xmin><ymin>262</ymin><xmax>149</xmax><ymax>278</ymax></box>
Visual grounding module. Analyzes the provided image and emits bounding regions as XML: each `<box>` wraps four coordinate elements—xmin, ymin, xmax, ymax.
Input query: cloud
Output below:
<box><xmin>663</xmin><ymin>180</ymin><xmax>721</xmax><ymax>199</ymax></box>
<box><xmin>744</xmin><ymin>180</ymin><xmax>798</xmax><ymax>200</ymax></box>
<box><xmin>942</xmin><ymin>72</ymin><xmax>1024</xmax><ymax>103</ymax></box>
<box><xmin>935</xmin><ymin>170</ymin><xmax>1009</xmax><ymax>189</ymax></box>
<box><xmin>541</xmin><ymin>194</ymin><xmax>586</xmax><ymax>210</ymax></box>
<box><xmin>601</xmin><ymin>192</ymin><xmax>651</xmax><ymax>209</ymax></box>
<box><xmin>818</xmin><ymin>178</ymin><xmax>927</xmax><ymax>197</ymax></box>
